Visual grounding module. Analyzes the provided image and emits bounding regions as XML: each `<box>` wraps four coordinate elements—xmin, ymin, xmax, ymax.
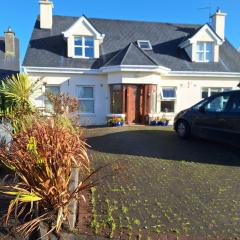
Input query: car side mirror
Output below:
<box><xmin>198</xmin><ymin>106</ymin><xmax>205</xmax><ymax>113</ymax></box>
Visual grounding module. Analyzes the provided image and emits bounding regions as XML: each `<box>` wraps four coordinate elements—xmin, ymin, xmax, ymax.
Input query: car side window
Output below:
<box><xmin>204</xmin><ymin>94</ymin><xmax>231</xmax><ymax>113</ymax></box>
<box><xmin>228</xmin><ymin>93</ymin><xmax>240</xmax><ymax>112</ymax></box>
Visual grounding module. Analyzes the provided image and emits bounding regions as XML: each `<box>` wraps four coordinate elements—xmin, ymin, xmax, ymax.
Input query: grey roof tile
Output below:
<box><xmin>23</xmin><ymin>15</ymin><xmax>240</xmax><ymax>72</ymax></box>
<box><xmin>104</xmin><ymin>42</ymin><xmax>158</xmax><ymax>66</ymax></box>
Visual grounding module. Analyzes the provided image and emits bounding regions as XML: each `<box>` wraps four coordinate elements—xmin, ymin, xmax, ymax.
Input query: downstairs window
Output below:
<box><xmin>201</xmin><ymin>87</ymin><xmax>232</xmax><ymax>99</ymax></box>
<box><xmin>76</xmin><ymin>86</ymin><xmax>94</xmax><ymax>114</ymax></box>
<box><xmin>160</xmin><ymin>87</ymin><xmax>176</xmax><ymax>113</ymax></box>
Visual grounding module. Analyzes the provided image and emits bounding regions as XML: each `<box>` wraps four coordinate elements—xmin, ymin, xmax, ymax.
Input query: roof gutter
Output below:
<box><xmin>100</xmin><ymin>65</ymin><xmax>171</xmax><ymax>74</ymax></box>
<box><xmin>168</xmin><ymin>71</ymin><xmax>240</xmax><ymax>78</ymax></box>
<box><xmin>23</xmin><ymin>65</ymin><xmax>171</xmax><ymax>75</ymax></box>
<box><xmin>23</xmin><ymin>66</ymin><xmax>101</xmax><ymax>75</ymax></box>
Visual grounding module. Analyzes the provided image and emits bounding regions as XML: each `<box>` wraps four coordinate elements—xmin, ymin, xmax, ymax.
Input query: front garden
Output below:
<box><xmin>0</xmin><ymin>74</ymin><xmax>98</xmax><ymax>239</ymax></box>
<box><xmin>0</xmin><ymin>74</ymin><xmax>240</xmax><ymax>240</ymax></box>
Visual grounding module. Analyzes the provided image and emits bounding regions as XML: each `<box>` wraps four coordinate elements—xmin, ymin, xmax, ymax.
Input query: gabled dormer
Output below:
<box><xmin>62</xmin><ymin>16</ymin><xmax>105</xmax><ymax>59</ymax></box>
<box><xmin>179</xmin><ymin>9</ymin><xmax>226</xmax><ymax>63</ymax></box>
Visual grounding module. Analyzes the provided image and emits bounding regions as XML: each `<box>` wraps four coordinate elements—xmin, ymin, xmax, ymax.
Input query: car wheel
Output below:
<box><xmin>176</xmin><ymin>120</ymin><xmax>190</xmax><ymax>139</ymax></box>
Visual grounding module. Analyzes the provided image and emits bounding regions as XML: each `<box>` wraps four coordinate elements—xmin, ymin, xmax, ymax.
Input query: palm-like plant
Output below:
<box><xmin>0</xmin><ymin>73</ymin><xmax>39</xmax><ymax>112</ymax></box>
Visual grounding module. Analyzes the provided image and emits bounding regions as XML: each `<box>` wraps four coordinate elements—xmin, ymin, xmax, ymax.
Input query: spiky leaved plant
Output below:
<box><xmin>0</xmin><ymin>73</ymin><xmax>39</xmax><ymax>112</ymax></box>
<box><xmin>0</xmin><ymin>73</ymin><xmax>40</xmax><ymax>133</ymax></box>
<box><xmin>0</xmin><ymin>117</ymin><xmax>96</xmax><ymax>238</ymax></box>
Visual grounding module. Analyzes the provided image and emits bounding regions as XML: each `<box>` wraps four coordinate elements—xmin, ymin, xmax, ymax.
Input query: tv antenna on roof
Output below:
<box><xmin>198</xmin><ymin>0</ymin><xmax>212</xmax><ymax>23</ymax></box>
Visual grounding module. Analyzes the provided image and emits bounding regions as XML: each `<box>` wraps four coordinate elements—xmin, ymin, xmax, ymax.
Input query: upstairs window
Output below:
<box><xmin>196</xmin><ymin>42</ymin><xmax>213</xmax><ymax>62</ymax></box>
<box><xmin>137</xmin><ymin>40</ymin><xmax>152</xmax><ymax>50</ymax></box>
<box><xmin>74</xmin><ymin>36</ymin><xmax>94</xmax><ymax>58</ymax></box>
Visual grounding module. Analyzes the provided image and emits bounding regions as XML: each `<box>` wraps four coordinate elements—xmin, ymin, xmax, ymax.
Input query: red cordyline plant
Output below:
<box><xmin>45</xmin><ymin>92</ymin><xmax>79</xmax><ymax>116</ymax></box>
<box><xmin>0</xmin><ymin>117</ymin><xmax>96</xmax><ymax>238</ymax></box>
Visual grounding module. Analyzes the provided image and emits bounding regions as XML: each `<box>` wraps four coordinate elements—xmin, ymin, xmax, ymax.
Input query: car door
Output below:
<box><xmin>192</xmin><ymin>92</ymin><xmax>231</xmax><ymax>140</ymax></box>
<box><xmin>223</xmin><ymin>92</ymin><xmax>240</xmax><ymax>146</ymax></box>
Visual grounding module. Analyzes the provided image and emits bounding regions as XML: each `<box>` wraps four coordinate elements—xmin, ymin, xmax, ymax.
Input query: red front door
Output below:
<box><xmin>126</xmin><ymin>85</ymin><xmax>143</xmax><ymax>124</ymax></box>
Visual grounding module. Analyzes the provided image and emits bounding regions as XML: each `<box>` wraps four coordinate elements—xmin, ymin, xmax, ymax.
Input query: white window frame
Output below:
<box><xmin>160</xmin><ymin>87</ymin><xmax>177</xmax><ymax>113</ymax></box>
<box><xmin>74</xmin><ymin>36</ymin><xmax>94</xmax><ymax>59</ymax></box>
<box><xmin>196</xmin><ymin>42</ymin><xmax>213</xmax><ymax>63</ymax></box>
<box><xmin>137</xmin><ymin>40</ymin><xmax>152</xmax><ymax>50</ymax></box>
<box><xmin>201</xmin><ymin>87</ymin><xmax>232</xmax><ymax>99</ymax></box>
<box><xmin>76</xmin><ymin>86</ymin><xmax>95</xmax><ymax>114</ymax></box>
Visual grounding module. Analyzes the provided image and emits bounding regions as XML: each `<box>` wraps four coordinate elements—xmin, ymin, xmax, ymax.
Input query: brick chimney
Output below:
<box><xmin>39</xmin><ymin>0</ymin><xmax>54</xmax><ymax>29</ymax></box>
<box><xmin>211</xmin><ymin>8</ymin><xmax>227</xmax><ymax>40</ymax></box>
<box><xmin>4</xmin><ymin>27</ymin><xmax>15</xmax><ymax>56</ymax></box>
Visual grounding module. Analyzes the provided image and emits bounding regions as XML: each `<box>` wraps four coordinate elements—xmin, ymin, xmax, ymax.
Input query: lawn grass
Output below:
<box><xmin>86</xmin><ymin>126</ymin><xmax>240</xmax><ymax>239</ymax></box>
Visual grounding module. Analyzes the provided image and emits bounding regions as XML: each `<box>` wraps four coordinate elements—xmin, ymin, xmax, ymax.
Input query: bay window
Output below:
<box><xmin>76</xmin><ymin>86</ymin><xmax>94</xmax><ymax>114</ymax></box>
<box><xmin>111</xmin><ymin>85</ymin><xmax>123</xmax><ymax>114</ymax></box>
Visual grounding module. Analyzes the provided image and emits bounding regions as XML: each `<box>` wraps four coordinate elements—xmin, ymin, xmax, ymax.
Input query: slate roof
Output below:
<box><xmin>0</xmin><ymin>37</ymin><xmax>20</xmax><ymax>79</ymax></box>
<box><xmin>23</xmin><ymin>15</ymin><xmax>240</xmax><ymax>72</ymax></box>
<box><xmin>104</xmin><ymin>42</ymin><xmax>158</xmax><ymax>67</ymax></box>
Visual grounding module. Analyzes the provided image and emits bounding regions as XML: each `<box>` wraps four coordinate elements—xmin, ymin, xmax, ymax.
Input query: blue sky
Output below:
<box><xmin>1</xmin><ymin>0</ymin><xmax>240</xmax><ymax>64</ymax></box>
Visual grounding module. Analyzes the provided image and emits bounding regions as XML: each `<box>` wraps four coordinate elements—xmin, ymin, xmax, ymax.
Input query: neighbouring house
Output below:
<box><xmin>23</xmin><ymin>1</ymin><xmax>240</xmax><ymax>125</ymax></box>
<box><xmin>0</xmin><ymin>27</ymin><xmax>20</xmax><ymax>109</ymax></box>
<box><xmin>0</xmin><ymin>27</ymin><xmax>19</xmax><ymax>79</ymax></box>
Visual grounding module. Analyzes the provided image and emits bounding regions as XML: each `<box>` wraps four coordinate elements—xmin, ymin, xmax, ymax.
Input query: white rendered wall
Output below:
<box><xmin>28</xmin><ymin>73</ymin><xmax>109</xmax><ymax>126</ymax></box>
<box><xmin>27</xmin><ymin>71</ymin><xmax>240</xmax><ymax>125</ymax></box>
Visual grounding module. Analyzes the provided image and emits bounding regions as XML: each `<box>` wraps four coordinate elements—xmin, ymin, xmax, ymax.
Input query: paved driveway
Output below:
<box><xmin>85</xmin><ymin>126</ymin><xmax>240</xmax><ymax>239</ymax></box>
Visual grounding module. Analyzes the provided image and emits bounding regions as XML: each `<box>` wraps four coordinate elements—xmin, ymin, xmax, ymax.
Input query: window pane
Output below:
<box><xmin>161</xmin><ymin>101</ymin><xmax>175</xmax><ymax>112</ymax></box>
<box><xmin>223</xmin><ymin>88</ymin><xmax>232</xmax><ymax>92</ymax></box>
<box><xmin>45</xmin><ymin>86</ymin><xmax>60</xmax><ymax>95</ymax></box>
<box><xmin>139</xmin><ymin>41</ymin><xmax>151</xmax><ymax>49</ymax></box>
<box><xmin>75</xmin><ymin>47</ymin><xmax>83</xmax><ymax>56</ymax></box>
<box><xmin>75</xmin><ymin>37</ymin><xmax>82</xmax><ymax>46</ymax></box>
<box><xmin>206</xmin><ymin>51</ymin><xmax>212</xmax><ymax>62</ymax></box>
<box><xmin>112</xmin><ymin>91</ymin><xmax>122</xmax><ymax>114</ymax></box>
<box><xmin>162</xmin><ymin>88</ymin><xmax>176</xmax><ymax>98</ymax></box>
<box><xmin>85</xmin><ymin>47</ymin><xmax>94</xmax><ymax>58</ymax></box>
<box><xmin>77</xmin><ymin>87</ymin><xmax>93</xmax><ymax>98</ymax></box>
<box><xmin>112</xmin><ymin>85</ymin><xmax>121</xmax><ymax>91</ymax></box>
<box><xmin>210</xmin><ymin>88</ymin><xmax>221</xmax><ymax>96</ymax></box>
<box><xmin>85</xmin><ymin>37</ymin><xmax>94</xmax><ymax>47</ymax></box>
<box><xmin>206</xmin><ymin>95</ymin><xmax>230</xmax><ymax>112</ymax></box>
<box><xmin>45</xmin><ymin>86</ymin><xmax>60</xmax><ymax>111</ymax></box>
<box><xmin>197</xmin><ymin>43</ymin><xmax>204</xmax><ymax>51</ymax></box>
<box><xmin>202</xmin><ymin>88</ymin><xmax>209</xmax><ymax>98</ymax></box>
<box><xmin>206</xmin><ymin>43</ymin><xmax>213</xmax><ymax>52</ymax></box>
<box><xmin>197</xmin><ymin>52</ymin><xmax>204</xmax><ymax>62</ymax></box>
<box><xmin>79</xmin><ymin>100</ymin><xmax>94</xmax><ymax>113</ymax></box>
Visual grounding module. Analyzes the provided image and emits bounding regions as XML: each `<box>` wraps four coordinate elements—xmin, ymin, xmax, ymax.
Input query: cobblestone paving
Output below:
<box><xmin>85</xmin><ymin>126</ymin><xmax>240</xmax><ymax>240</ymax></box>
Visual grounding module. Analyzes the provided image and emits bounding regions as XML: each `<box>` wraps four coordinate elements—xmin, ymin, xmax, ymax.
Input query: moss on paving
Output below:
<box><xmin>86</xmin><ymin>126</ymin><xmax>240</xmax><ymax>239</ymax></box>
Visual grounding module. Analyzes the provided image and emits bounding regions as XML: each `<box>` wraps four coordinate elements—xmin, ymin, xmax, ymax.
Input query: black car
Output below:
<box><xmin>174</xmin><ymin>90</ymin><xmax>240</xmax><ymax>147</ymax></box>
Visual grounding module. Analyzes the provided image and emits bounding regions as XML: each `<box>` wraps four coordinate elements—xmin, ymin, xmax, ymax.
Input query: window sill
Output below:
<box><xmin>73</xmin><ymin>56</ymin><xmax>96</xmax><ymax>59</ymax></box>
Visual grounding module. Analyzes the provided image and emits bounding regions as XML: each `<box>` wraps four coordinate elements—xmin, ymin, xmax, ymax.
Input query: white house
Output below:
<box><xmin>23</xmin><ymin>1</ymin><xmax>240</xmax><ymax>125</ymax></box>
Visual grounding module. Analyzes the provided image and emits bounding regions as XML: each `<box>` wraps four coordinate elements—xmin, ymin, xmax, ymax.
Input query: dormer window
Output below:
<box><xmin>196</xmin><ymin>42</ymin><xmax>213</xmax><ymax>62</ymax></box>
<box><xmin>74</xmin><ymin>36</ymin><xmax>94</xmax><ymax>58</ymax></box>
<box><xmin>137</xmin><ymin>40</ymin><xmax>152</xmax><ymax>50</ymax></box>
